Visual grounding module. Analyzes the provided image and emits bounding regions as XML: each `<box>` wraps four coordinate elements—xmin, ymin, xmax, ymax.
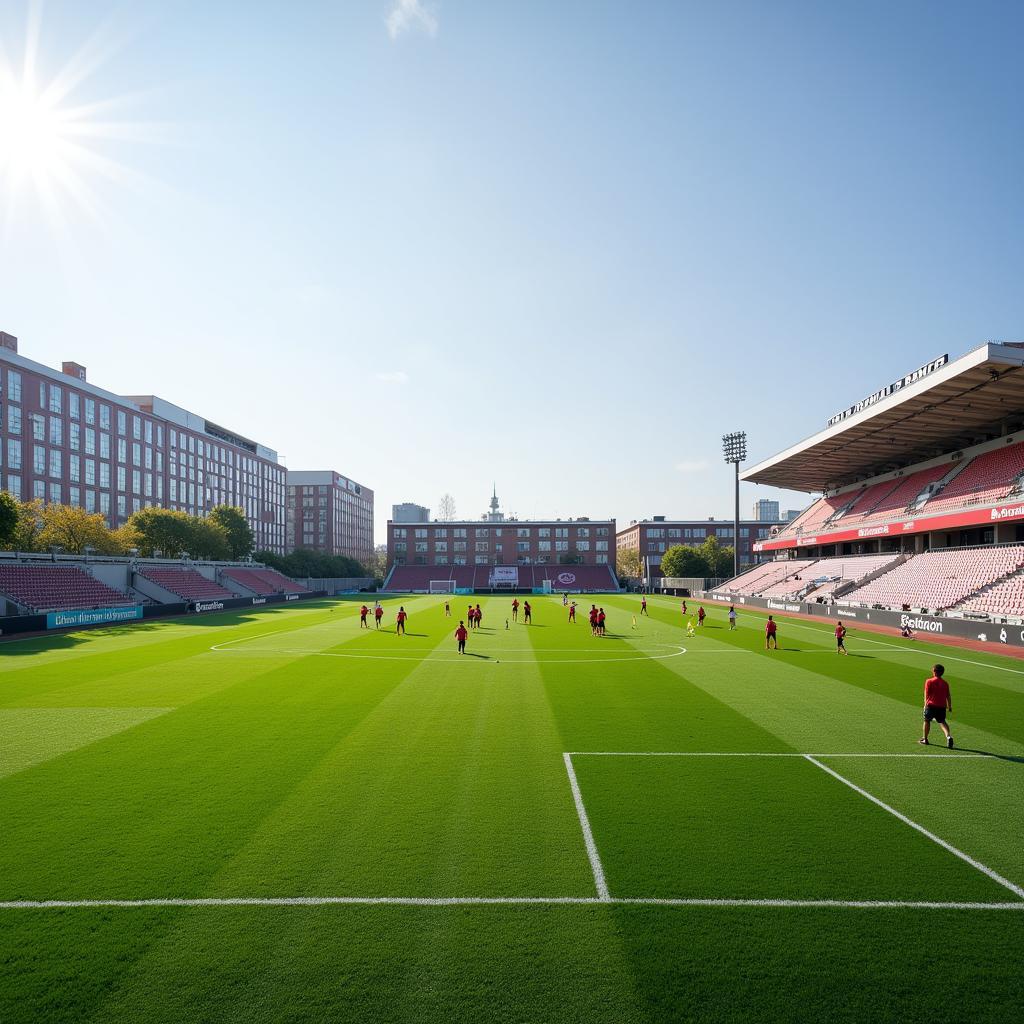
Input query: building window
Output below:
<box><xmin>6</xmin><ymin>475</ymin><xmax>21</xmax><ymax>499</ymax></box>
<box><xmin>117</xmin><ymin>410</ymin><xmax>126</xmax><ymax>435</ymax></box>
<box><xmin>7</xmin><ymin>405</ymin><xmax>21</xmax><ymax>434</ymax></box>
<box><xmin>49</xmin><ymin>384</ymin><xmax>62</xmax><ymax>413</ymax></box>
<box><xmin>49</xmin><ymin>449</ymin><xmax>61</xmax><ymax>478</ymax></box>
<box><xmin>7</xmin><ymin>440</ymin><xmax>21</xmax><ymax>469</ymax></box>
<box><xmin>7</xmin><ymin>370</ymin><xmax>21</xmax><ymax>401</ymax></box>
<box><xmin>70</xmin><ymin>393</ymin><xmax>80</xmax><ymax>419</ymax></box>
<box><xmin>555</xmin><ymin>528</ymin><xmax>568</xmax><ymax>539</ymax></box>
<box><xmin>33</xmin><ymin>444</ymin><xmax>45</xmax><ymax>474</ymax></box>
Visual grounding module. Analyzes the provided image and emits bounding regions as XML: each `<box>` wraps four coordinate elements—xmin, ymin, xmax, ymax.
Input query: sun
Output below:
<box><xmin>0</xmin><ymin>78</ymin><xmax>68</xmax><ymax>188</ymax></box>
<box><xmin>0</xmin><ymin>5</ymin><xmax>160</xmax><ymax>229</ymax></box>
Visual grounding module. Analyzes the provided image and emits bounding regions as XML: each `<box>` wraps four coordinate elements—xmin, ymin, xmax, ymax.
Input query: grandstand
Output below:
<box><xmin>222</xmin><ymin>567</ymin><xmax>309</xmax><ymax>596</ymax></box>
<box><xmin>383</xmin><ymin>562</ymin><xmax>619</xmax><ymax>594</ymax></box>
<box><xmin>134</xmin><ymin>566</ymin><xmax>236</xmax><ymax>602</ymax></box>
<box><xmin>0</xmin><ymin>564</ymin><xmax>131</xmax><ymax>613</ymax></box>
<box><xmin>722</xmin><ymin>342</ymin><xmax>1024</xmax><ymax>626</ymax></box>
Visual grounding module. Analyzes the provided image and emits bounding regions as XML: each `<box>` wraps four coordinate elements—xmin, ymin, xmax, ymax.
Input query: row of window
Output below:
<box><xmin>642</xmin><ymin>526</ymin><xmax>770</xmax><ymax>540</ymax></box>
<box><xmin>395</xmin><ymin>554</ymin><xmax>611</xmax><ymax>566</ymax></box>
<box><xmin>394</xmin><ymin>539</ymin><xmax>606</xmax><ymax>554</ymax></box>
<box><xmin>392</xmin><ymin>525</ymin><xmax>609</xmax><ymax>539</ymax></box>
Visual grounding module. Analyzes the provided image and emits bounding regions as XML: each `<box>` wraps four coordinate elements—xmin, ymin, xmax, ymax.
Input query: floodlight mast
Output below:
<box><xmin>722</xmin><ymin>432</ymin><xmax>747</xmax><ymax>578</ymax></box>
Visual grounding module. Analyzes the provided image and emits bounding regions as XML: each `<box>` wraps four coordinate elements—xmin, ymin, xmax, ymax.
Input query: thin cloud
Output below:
<box><xmin>386</xmin><ymin>0</ymin><xmax>439</xmax><ymax>40</ymax></box>
<box><xmin>674</xmin><ymin>460</ymin><xmax>709</xmax><ymax>473</ymax></box>
<box><xmin>375</xmin><ymin>370</ymin><xmax>409</xmax><ymax>384</ymax></box>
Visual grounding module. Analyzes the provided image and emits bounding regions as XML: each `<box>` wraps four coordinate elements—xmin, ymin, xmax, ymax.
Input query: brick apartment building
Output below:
<box><xmin>286</xmin><ymin>470</ymin><xmax>374</xmax><ymax>566</ymax></box>
<box><xmin>0</xmin><ymin>332</ymin><xmax>288</xmax><ymax>552</ymax></box>
<box><xmin>616</xmin><ymin>516</ymin><xmax>782</xmax><ymax>578</ymax></box>
<box><xmin>386</xmin><ymin>490</ymin><xmax>615</xmax><ymax>571</ymax></box>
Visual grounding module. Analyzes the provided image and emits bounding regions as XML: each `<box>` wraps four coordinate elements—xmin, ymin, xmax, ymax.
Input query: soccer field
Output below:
<box><xmin>2</xmin><ymin>594</ymin><xmax>1023</xmax><ymax>1023</ymax></box>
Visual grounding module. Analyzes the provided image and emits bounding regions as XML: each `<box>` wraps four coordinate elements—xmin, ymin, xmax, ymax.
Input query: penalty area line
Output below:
<box><xmin>803</xmin><ymin>755</ymin><xmax>1024</xmax><ymax>900</ymax></box>
<box><xmin>563</xmin><ymin>752</ymin><xmax>611</xmax><ymax>901</ymax></box>
<box><xmin>2</xmin><ymin>896</ymin><xmax>1023</xmax><ymax>911</ymax></box>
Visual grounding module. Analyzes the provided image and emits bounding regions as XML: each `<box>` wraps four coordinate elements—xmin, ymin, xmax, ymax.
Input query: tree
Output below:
<box><xmin>125</xmin><ymin>508</ymin><xmax>195</xmax><ymax>558</ymax></box>
<box><xmin>0</xmin><ymin>492</ymin><xmax>17</xmax><ymax>547</ymax></box>
<box><xmin>1</xmin><ymin>499</ymin><xmax>45</xmax><ymax>552</ymax></box>
<box><xmin>38</xmin><ymin>504</ymin><xmax>122</xmax><ymax>555</ymax></box>
<box><xmin>617</xmin><ymin>546</ymin><xmax>642</xmax><ymax>579</ymax></box>
<box><xmin>255</xmin><ymin>548</ymin><xmax>367</xmax><ymax>580</ymax></box>
<box><xmin>437</xmin><ymin>493</ymin><xmax>457</xmax><ymax>522</ymax></box>
<box><xmin>697</xmin><ymin>535</ymin><xmax>734</xmax><ymax>578</ymax></box>
<box><xmin>659</xmin><ymin>543</ymin><xmax>708</xmax><ymax>579</ymax></box>
<box><xmin>190</xmin><ymin>518</ymin><xmax>231</xmax><ymax>561</ymax></box>
<box><xmin>208</xmin><ymin>505</ymin><xmax>254</xmax><ymax>559</ymax></box>
<box><xmin>364</xmin><ymin>543</ymin><xmax>388</xmax><ymax>582</ymax></box>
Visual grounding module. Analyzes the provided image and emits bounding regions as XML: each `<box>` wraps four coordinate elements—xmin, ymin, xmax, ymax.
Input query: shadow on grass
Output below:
<box><xmin>955</xmin><ymin>747</ymin><xmax>1024</xmax><ymax>765</ymax></box>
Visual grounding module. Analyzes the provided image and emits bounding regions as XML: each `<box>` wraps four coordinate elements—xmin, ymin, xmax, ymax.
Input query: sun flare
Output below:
<box><xmin>0</xmin><ymin>78</ymin><xmax>68</xmax><ymax>187</ymax></box>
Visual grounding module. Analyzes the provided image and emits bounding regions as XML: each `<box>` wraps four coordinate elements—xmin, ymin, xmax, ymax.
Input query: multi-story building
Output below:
<box><xmin>392</xmin><ymin>502</ymin><xmax>430</xmax><ymax>524</ymax></box>
<box><xmin>287</xmin><ymin>470</ymin><xmax>374</xmax><ymax>565</ymax></box>
<box><xmin>387</xmin><ymin>518</ymin><xmax>616</xmax><ymax>570</ymax></box>
<box><xmin>752</xmin><ymin>498</ymin><xmax>780</xmax><ymax>521</ymax></box>
<box><xmin>386</xmin><ymin>490</ymin><xmax>614</xmax><ymax>570</ymax></box>
<box><xmin>616</xmin><ymin>516</ymin><xmax>782</xmax><ymax>578</ymax></box>
<box><xmin>0</xmin><ymin>332</ymin><xmax>287</xmax><ymax>552</ymax></box>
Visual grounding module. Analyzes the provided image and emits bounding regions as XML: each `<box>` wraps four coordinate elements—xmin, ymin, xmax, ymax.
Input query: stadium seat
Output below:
<box><xmin>920</xmin><ymin>443</ymin><xmax>1024</xmax><ymax>514</ymax></box>
<box><xmin>136</xmin><ymin>567</ymin><xmax>235</xmax><ymax>602</ymax></box>
<box><xmin>840</xmin><ymin>546</ymin><xmax>1024</xmax><ymax>612</ymax></box>
<box><xmin>0</xmin><ymin>564</ymin><xmax>132</xmax><ymax>613</ymax></box>
<box><xmin>222</xmin><ymin>568</ymin><xmax>309</xmax><ymax>596</ymax></box>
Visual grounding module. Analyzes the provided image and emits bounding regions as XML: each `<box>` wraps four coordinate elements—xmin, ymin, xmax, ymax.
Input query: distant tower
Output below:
<box><xmin>486</xmin><ymin>484</ymin><xmax>504</xmax><ymax>522</ymax></box>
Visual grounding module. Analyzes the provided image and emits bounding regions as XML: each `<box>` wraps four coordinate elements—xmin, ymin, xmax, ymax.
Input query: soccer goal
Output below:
<box><xmin>429</xmin><ymin>580</ymin><xmax>456</xmax><ymax>594</ymax></box>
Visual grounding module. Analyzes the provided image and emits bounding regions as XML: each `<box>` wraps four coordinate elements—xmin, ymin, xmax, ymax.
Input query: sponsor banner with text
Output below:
<box><xmin>757</xmin><ymin>499</ymin><xmax>1024</xmax><ymax>552</ymax></box>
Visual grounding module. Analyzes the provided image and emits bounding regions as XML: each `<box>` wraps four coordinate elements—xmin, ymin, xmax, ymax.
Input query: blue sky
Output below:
<box><xmin>1</xmin><ymin>0</ymin><xmax>1022</xmax><ymax>541</ymax></box>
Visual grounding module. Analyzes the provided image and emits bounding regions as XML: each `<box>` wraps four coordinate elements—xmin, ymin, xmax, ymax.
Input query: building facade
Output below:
<box><xmin>0</xmin><ymin>333</ymin><xmax>288</xmax><ymax>552</ymax></box>
<box><xmin>387</xmin><ymin>518</ymin><xmax>615</xmax><ymax>570</ymax></box>
<box><xmin>752</xmin><ymin>498</ymin><xmax>780</xmax><ymax>521</ymax></box>
<box><xmin>287</xmin><ymin>470</ymin><xmax>374</xmax><ymax>566</ymax></box>
<box><xmin>616</xmin><ymin>516</ymin><xmax>781</xmax><ymax>577</ymax></box>
<box><xmin>392</xmin><ymin>502</ymin><xmax>430</xmax><ymax>523</ymax></box>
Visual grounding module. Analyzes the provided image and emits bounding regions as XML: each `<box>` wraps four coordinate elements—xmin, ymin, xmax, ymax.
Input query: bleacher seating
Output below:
<box><xmin>222</xmin><ymin>568</ymin><xmax>309</xmax><ymax>596</ymax></box>
<box><xmin>719</xmin><ymin>560</ymin><xmax>815</xmax><ymax>596</ymax></box>
<box><xmin>0</xmin><ymin>565</ymin><xmax>132</xmax><ymax>612</ymax></box>
<box><xmin>534</xmin><ymin>564</ymin><xmax>619</xmax><ymax>591</ymax></box>
<box><xmin>137</xmin><ymin>566</ymin><xmax>234</xmax><ymax>602</ymax></box>
<box><xmin>840</xmin><ymin>546</ymin><xmax>1024</xmax><ymax>611</ymax></box>
<box><xmin>723</xmin><ymin>554</ymin><xmax>900</xmax><ymax>600</ymax></box>
<box><xmin>954</xmin><ymin>573</ymin><xmax>1024</xmax><ymax>618</ymax></box>
<box><xmin>921</xmin><ymin>443</ymin><xmax>1024</xmax><ymax>514</ymax></box>
<box><xmin>842</xmin><ymin>464</ymin><xmax>953</xmax><ymax>524</ymax></box>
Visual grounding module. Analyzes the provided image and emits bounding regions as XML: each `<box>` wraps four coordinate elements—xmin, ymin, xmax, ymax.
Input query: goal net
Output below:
<box><xmin>429</xmin><ymin>580</ymin><xmax>456</xmax><ymax>594</ymax></box>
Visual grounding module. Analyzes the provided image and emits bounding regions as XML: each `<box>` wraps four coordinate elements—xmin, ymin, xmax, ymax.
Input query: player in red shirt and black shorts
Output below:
<box><xmin>396</xmin><ymin>607</ymin><xmax>407</xmax><ymax>635</ymax></box>
<box><xmin>835</xmin><ymin>621</ymin><xmax>848</xmax><ymax>655</ymax></box>
<box><xmin>455</xmin><ymin>621</ymin><xmax>468</xmax><ymax>655</ymax></box>
<box><xmin>920</xmin><ymin>664</ymin><xmax>954</xmax><ymax>748</ymax></box>
<box><xmin>765</xmin><ymin>615</ymin><xmax>778</xmax><ymax>650</ymax></box>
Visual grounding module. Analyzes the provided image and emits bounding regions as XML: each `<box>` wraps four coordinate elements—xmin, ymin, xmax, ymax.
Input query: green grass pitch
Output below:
<box><xmin>1</xmin><ymin>593</ymin><xmax>1023</xmax><ymax>1022</ymax></box>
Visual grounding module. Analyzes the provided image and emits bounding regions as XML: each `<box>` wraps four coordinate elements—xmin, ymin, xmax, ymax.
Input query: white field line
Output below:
<box><xmin>567</xmin><ymin>751</ymin><xmax>996</xmax><ymax>759</ymax></box>
<box><xmin>563</xmin><ymin>752</ymin><xmax>611</xmax><ymax>901</ymax></box>
<box><xmin>803</xmin><ymin>755</ymin><xmax>1024</xmax><ymax>900</ymax></box>
<box><xmin>2</xmin><ymin>896</ymin><xmax>1022</xmax><ymax>911</ymax></box>
<box><xmin>742</xmin><ymin>614</ymin><xmax>1024</xmax><ymax>677</ymax></box>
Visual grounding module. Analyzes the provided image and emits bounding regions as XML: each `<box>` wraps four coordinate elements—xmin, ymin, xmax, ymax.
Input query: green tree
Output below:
<box><xmin>2</xmin><ymin>499</ymin><xmax>45</xmax><ymax>552</ymax></box>
<box><xmin>208</xmin><ymin>505</ymin><xmax>254</xmax><ymax>559</ymax></box>
<box><xmin>38</xmin><ymin>504</ymin><xmax>122</xmax><ymax>555</ymax></box>
<box><xmin>190</xmin><ymin>518</ymin><xmax>231</xmax><ymax>560</ymax></box>
<box><xmin>255</xmin><ymin>548</ymin><xmax>366</xmax><ymax>580</ymax></box>
<box><xmin>0</xmin><ymin>491</ymin><xmax>18</xmax><ymax>546</ymax></box>
<box><xmin>125</xmin><ymin>508</ymin><xmax>195</xmax><ymax>558</ymax></box>
<box><xmin>364</xmin><ymin>544</ymin><xmax>388</xmax><ymax>582</ymax></box>
<box><xmin>697</xmin><ymin>535</ymin><xmax>735</xmax><ymax>578</ymax></box>
<box><xmin>659</xmin><ymin>543</ymin><xmax>708</xmax><ymax>579</ymax></box>
<box><xmin>617</xmin><ymin>546</ymin><xmax>642</xmax><ymax>579</ymax></box>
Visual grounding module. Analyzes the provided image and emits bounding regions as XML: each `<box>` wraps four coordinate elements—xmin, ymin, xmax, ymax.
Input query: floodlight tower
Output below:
<box><xmin>722</xmin><ymin>431</ymin><xmax>747</xmax><ymax>578</ymax></box>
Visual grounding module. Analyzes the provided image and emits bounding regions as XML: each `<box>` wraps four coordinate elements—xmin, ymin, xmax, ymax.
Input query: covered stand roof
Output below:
<box><xmin>741</xmin><ymin>342</ymin><xmax>1024</xmax><ymax>493</ymax></box>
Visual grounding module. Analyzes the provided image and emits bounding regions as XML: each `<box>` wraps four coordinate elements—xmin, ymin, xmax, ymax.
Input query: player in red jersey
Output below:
<box><xmin>765</xmin><ymin>615</ymin><xmax>778</xmax><ymax>650</ymax></box>
<box><xmin>597</xmin><ymin>608</ymin><xmax>606</xmax><ymax>636</ymax></box>
<box><xmin>523</xmin><ymin>600</ymin><xmax>532</xmax><ymax>624</ymax></box>
<box><xmin>920</xmin><ymin>664</ymin><xmax>953</xmax><ymax>747</ymax></box>
<box><xmin>697</xmin><ymin>605</ymin><xmax>706</xmax><ymax>627</ymax></box>
<box><xmin>568</xmin><ymin>600</ymin><xmax>577</xmax><ymax>623</ymax></box>
<box><xmin>641</xmin><ymin>596</ymin><xmax>648</xmax><ymax>616</ymax></box>
<box><xmin>681</xmin><ymin>599</ymin><xmax>687</xmax><ymax>616</ymax></box>
<box><xmin>374</xmin><ymin>604</ymin><xmax>384</xmax><ymax>628</ymax></box>
<box><xmin>359</xmin><ymin>604</ymin><xmax>369</xmax><ymax>628</ymax></box>
<box><xmin>589</xmin><ymin>605</ymin><xmax>598</xmax><ymax>635</ymax></box>
<box><xmin>835</xmin><ymin>621</ymin><xmax>848</xmax><ymax>655</ymax></box>
<box><xmin>396</xmin><ymin>606</ymin><xmax>407</xmax><ymax>635</ymax></box>
<box><xmin>512</xmin><ymin>598</ymin><xmax>520</xmax><ymax>622</ymax></box>
<box><xmin>474</xmin><ymin>603</ymin><xmax>483</xmax><ymax>629</ymax></box>
<box><xmin>455</xmin><ymin>620</ymin><xmax>468</xmax><ymax>655</ymax></box>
